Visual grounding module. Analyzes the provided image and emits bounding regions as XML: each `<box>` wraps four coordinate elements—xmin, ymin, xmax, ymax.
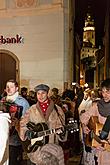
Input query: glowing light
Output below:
<box><xmin>84</xmin><ymin>27</ymin><xmax>95</xmax><ymax>31</ymax></box>
<box><xmin>80</xmin><ymin>75</ymin><xmax>83</xmax><ymax>79</ymax></box>
<box><xmin>84</xmin><ymin>83</ymin><xmax>88</xmax><ymax>88</ymax></box>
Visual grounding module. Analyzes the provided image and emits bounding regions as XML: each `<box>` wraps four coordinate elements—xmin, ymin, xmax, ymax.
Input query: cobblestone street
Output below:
<box><xmin>68</xmin><ymin>154</ymin><xmax>81</xmax><ymax>165</ymax></box>
<box><xmin>22</xmin><ymin>152</ymin><xmax>82</xmax><ymax>165</ymax></box>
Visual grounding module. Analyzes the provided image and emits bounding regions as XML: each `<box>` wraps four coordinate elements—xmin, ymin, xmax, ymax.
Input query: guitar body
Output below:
<box><xmin>22</xmin><ymin>120</ymin><xmax>79</xmax><ymax>153</ymax></box>
<box><xmin>22</xmin><ymin>122</ymin><xmax>49</xmax><ymax>153</ymax></box>
<box><xmin>85</xmin><ymin>116</ymin><xmax>110</xmax><ymax>151</ymax></box>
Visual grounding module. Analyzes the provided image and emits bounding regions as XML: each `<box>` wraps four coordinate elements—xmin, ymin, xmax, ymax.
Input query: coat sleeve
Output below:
<box><xmin>19</xmin><ymin>109</ymin><xmax>30</xmax><ymax>141</ymax></box>
<box><xmin>55</xmin><ymin>105</ymin><xmax>67</xmax><ymax>142</ymax></box>
<box><xmin>80</xmin><ymin>102</ymin><xmax>98</xmax><ymax>126</ymax></box>
<box><xmin>57</xmin><ymin>105</ymin><xmax>65</xmax><ymax>126</ymax></box>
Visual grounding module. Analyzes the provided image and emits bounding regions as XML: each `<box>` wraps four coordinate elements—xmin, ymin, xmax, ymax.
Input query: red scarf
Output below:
<box><xmin>39</xmin><ymin>99</ymin><xmax>50</xmax><ymax>115</ymax></box>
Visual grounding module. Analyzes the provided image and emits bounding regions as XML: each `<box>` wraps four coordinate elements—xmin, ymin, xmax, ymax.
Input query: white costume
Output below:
<box><xmin>0</xmin><ymin>112</ymin><xmax>11</xmax><ymax>165</ymax></box>
<box><xmin>78</xmin><ymin>95</ymin><xmax>93</xmax><ymax>165</ymax></box>
<box><xmin>78</xmin><ymin>97</ymin><xmax>92</xmax><ymax>115</ymax></box>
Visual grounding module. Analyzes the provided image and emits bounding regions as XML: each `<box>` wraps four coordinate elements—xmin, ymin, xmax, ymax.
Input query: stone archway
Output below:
<box><xmin>0</xmin><ymin>49</ymin><xmax>19</xmax><ymax>94</ymax></box>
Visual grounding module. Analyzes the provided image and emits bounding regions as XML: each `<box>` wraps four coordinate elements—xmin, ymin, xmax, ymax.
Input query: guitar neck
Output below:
<box><xmin>91</xmin><ymin>130</ymin><xmax>104</xmax><ymax>144</ymax></box>
<box><xmin>37</xmin><ymin>121</ymin><xmax>79</xmax><ymax>138</ymax></box>
<box><xmin>37</xmin><ymin>127</ymin><xmax>60</xmax><ymax>137</ymax></box>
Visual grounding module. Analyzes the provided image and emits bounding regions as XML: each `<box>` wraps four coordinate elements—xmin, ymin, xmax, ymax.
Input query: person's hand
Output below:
<box><xmin>25</xmin><ymin>130</ymin><xmax>36</xmax><ymax>140</ymax></box>
<box><xmin>14</xmin><ymin>118</ymin><xmax>20</xmax><ymax>132</ymax></box>
<box><xmin>100</xmin><ymin>139</ymin><xmax>108</xmax><ymax>144</ymax></box>
<box><xmin>56</xmin><ymin>128</ymin><xmax>63</xmax><ymax>135</ymax></box>
<box><xmin>10</xmin><ymin>117</ymin><xmax>20</xmax><ymax>132</ymax></box>
<box><xmin>95</xmin><ymin>145</ymin><xmax>105</xmax><ymax>151</ymax></box>
<box><xmin>11</xmin><ymin>116</ymin><xmax>19</xmax><ymax>126</ymax></box>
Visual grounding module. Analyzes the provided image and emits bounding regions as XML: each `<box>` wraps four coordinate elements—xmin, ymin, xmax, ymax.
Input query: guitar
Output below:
<box><xmin>85</xmin><ymin>116</ymin><xmax>110</xmax><ymax>151</ymax></box>
<box><xmin>0</xmin><ymin>100</ymin><xmax>23</xmax><ymax>135</ymax></box>
<box><xmin>22</xmin><ymin>119</ymin><xmax>79</xmax><ymax>153</ymax></box>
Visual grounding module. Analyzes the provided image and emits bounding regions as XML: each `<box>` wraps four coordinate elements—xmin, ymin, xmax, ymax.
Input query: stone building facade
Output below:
<box><xmin>0</xmin><ymin>0</ymin><xmax>75</xmax><ymax>93</ymax></box>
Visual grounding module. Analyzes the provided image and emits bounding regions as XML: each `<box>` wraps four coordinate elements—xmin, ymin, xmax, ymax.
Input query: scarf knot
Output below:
<box><xmin>39</xmin><ymin>99</ymin><xmax>50</xmax><ymax>114</ymax></box>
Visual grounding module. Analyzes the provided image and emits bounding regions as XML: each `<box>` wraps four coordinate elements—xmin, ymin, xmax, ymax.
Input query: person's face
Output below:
<box><xmin>6</xmin><ymin>82</ymin><xmax>18</xmax><ymax>96</ymax></box>
<box><xmin>52</xmin><ymin>91</ymin><xmax>57</xmax><ymax>96</ymax></box>
<box><xmin>102</xmin><ymin>87</ymin><xmax>110</xmax><ymax>102</ymax></box>
<box><xmin>37</xmin><ymin>90</ymin><xmax>48</xmax><ymax>102</ymax></box>
<box><xmin>22</xmin><ymin>91</ymin><xmax>27</xmax><ymax>96</ymax></box>
<box><xmin>29</xmin><ymin>91</ymin><xmax>35</xmax><ymax>97</ymax></box>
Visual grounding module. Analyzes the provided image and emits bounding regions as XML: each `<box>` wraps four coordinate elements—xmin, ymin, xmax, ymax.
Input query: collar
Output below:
<box><xmin>6</xmin><ymin>91</ymin><xmax>19</xmax><ymax>102</ymax></box>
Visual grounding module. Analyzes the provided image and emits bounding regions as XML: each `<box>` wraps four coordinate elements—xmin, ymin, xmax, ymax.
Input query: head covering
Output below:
<box><xmin>28</xmin><ymin>143</ymin><xmax>64</xmax><ymax>165</ymax></box>
<box><xmin>34</xmin><ymin>84</ymin><xmax>50</xmax><ymax>93</ymax></box>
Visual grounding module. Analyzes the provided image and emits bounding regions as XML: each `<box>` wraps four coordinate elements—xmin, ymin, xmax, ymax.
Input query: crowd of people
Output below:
<box><xmin>1</xmin><ymin>78</ymin><xmax>110</xmax><ymax>165</ymax></box>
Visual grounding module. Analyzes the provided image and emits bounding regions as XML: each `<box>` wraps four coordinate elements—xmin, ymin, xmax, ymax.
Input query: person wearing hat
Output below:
<box><xmin>19</xmin><ymin>84</ymin><xmax>65</xmax><ymax>165</ymax></box>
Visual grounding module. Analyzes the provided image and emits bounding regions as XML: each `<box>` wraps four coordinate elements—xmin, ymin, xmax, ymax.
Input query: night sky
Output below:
<box><xmin>75</xmin><ymin>0</ymin><xmax>107</xmax><ymax>47</ymax></box>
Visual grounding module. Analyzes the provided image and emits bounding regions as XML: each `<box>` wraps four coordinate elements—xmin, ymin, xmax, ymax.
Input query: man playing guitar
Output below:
<box><xmin>19</xmin><ymin>84</ymin><xmax>66</xmax><ymax>165</ymax></box>
<box><xmin>80</xmin><ymin>78</ymin><xmax>110</xmax><ymax>165</ymax></box>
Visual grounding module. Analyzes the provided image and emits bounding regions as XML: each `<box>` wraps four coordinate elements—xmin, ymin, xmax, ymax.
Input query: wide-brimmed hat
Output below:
<box><xmin>34</xmin><ymin>84</ymin><xmax>50</xmax><ymax>93</ymax></box>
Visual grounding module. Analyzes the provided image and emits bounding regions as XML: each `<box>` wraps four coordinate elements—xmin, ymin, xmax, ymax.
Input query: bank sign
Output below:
<box><xmin>0</xmin><ymin>34</ymin><xmax>24</xmax><ymax>44</ymax></box>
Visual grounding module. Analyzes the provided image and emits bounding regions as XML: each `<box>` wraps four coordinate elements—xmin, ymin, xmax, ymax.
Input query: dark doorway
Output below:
<box><xmin>0</xmin><ymin>53</ymin><xmax>16</xmax><ymax>94</ymax></box>
<box><xmin>85</xmin><ymin>69</ymin><xmax>94</xmax><ymax>88</ymax></box>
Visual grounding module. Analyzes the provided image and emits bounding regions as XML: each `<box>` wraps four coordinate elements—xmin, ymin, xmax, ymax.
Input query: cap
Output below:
<box><xmin>34</xmin><ymin>84</ymin><xmax>50</xmax><ymax>93</ymax></box>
